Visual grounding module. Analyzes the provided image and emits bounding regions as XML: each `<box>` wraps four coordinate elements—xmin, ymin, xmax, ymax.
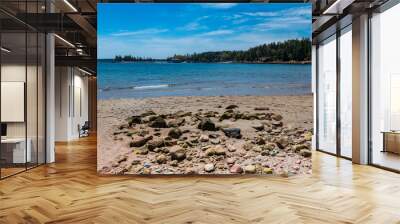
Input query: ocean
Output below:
<box><xmin>98</xmin><ymin>61</ymin><xmax>311</xmax><ymax>99</ymax></box>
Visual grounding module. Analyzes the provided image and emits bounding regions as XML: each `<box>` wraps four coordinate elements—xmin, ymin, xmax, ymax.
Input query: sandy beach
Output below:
<box><xmin>98</xmin><ymin>95</ymin><xmax>313</xmax><ymax>175</ymax></box>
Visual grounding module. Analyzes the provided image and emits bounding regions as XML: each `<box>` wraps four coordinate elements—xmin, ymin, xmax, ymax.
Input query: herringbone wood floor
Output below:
<box><xmin>1</xmin><ymin>135</ymin><xmax>400</xmax><ymax>224</ymax></box>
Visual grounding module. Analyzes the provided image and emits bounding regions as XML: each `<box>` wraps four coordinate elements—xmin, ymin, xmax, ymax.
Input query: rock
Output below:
<box><xmin>243</xmin><ymin>142</ymin><xmax>253</xmax><ymax>151</ymax></box>
<box><xmin>263</xmin><ymin>167</ymin><xmax>273</xmax><ymax>174</ymax></box>
<box><xmin>276</xmin><ymin>137</ymin><xmax>289</xmax><ymax>149</ymax></box>
<box><xmin>252</xmin><ymin>123</ymin><xmax>264</xmax><ymax>131</ymax></box>
<box><xmin>142</xmin><ymin>168</ymin><xmax>152</xmax><ymax>175</ymax></box>
<box><xmin>209</xmin><ymin>133</ymin><xmax>219</xmax><ymax>139</ymax></box>
<box><xmin>227</xmin><ymin>145</ymin><xmax>236</xmax><ymax>152</ymax></box>
<box><xmin>264</xmin><ymin>143</ymin><xmax>276</xmax><ymax>151</ymax></box>
<box><xmin>130</xmin><ymin>135</ymin><xmax>152</xmax><ymax>147</ymax></box>
<box><xmin>140</xmin><ymin>110</ymin><xmax>156</xmax><ymax>117</ymax></box>
<box><xmin>156</xmin><ymin>154</ymin><xmax>167</xmax><ymax>164</ymax></box>
<box><xmin>128</xmin><ymin>116</ymin><xmax>142</xmax><ymax>126</ymax></box>
<box><xmin>204</xmin><ymin>163</ymin><xmax>215</xmax><ymax>172</ymax></box>
<box><xmin>134</xmin><ymin>147</ymin><xmax>149</xmax><ymax>155</ymax></box>
<box><xmin>143</xmin><ymin>162</ymin><xmax>151</xmax><ymax>168</ymax></box>
<box><xmin>147</xmin><ymin>138</ymin><xmax>165</xmax><ymax>150</ymax></box>
<box><xmin>225</xmin><ymin>105</ymin><xmax>238</xmax><ymax>109</ymax></box>
<box><xmin>299</xmin><ymin>149</ymin><xmax>312</xmax><ymax>157</ymax></box>
<box><xmin>226</xmin><ymin>158</ymin><xmax>236</xmax><ymax>164</ymax></box>
<box><xmin>205</xmin><ymin>145</ymin><xmax>226</xmax><ymax>156</ymax></box>
<box><xmin>254</xmin><ymin>137</ymin><xmax>266</xmax><ymax>145</ymax></box>
<box><xmin>149</xmin><ymin>117</ymin><xmax>168</xmax><ymax>128</ymax></box>
<box><xmin>169</xmin><ymin>146</ymin><xmax>186</xmax><ymax>161</ymax></box>
<box><xmin>168</xmin><ymin>118</ymin><xmax>185</xmax><ymax>127</ymax></box>
<box><xmin>210</xmin><ymin>138</ymin><xmax>220</xmax><ymax>145</ymax></box>
<box><xmin>222</xmin><ymin>128</ymin><xmax>242</xmax><ymax>139</ymax></box>
<box><xmin>219</xmin><ymin>111</ymin><xmax>233</xmax><ymax>121</ymax></box>
<box><xmin>304</xmin><ymin>132</ymin><xmax>313</xmax><ymax>141</ymax></box>
<box><xmin>170</xmin><ymin>160</ymin><xmax>178</xmax><ymax>167</ymax></box>
<box><xmin>198</xmin><ymin>118</ymin><xmax>216</xmax><ymax>131</ymax></box>
<box><xmin>271</xmin><ymin>114</ymin><xmax>283</xmax><ymax>121</ymax></box>
<box><xmin>244</xmin><ymin>165</ymin><xmax>256</xmax><ymax>174</ymax></box>
<box><xmin>254</xmin><ymin>107</ymin><xmax>269</xmax><ymax>111</ymax></box>
<box><xmin>271</xmin><ymin>120</ymin><xmax>283</xmax><ymax>127</ymax></box>
<box><xmin>175</xmin><ymin>111</ymin><xmax>192</xmax><ymax>117</ymax></box>
<box><xmin>168</xmin><ymin>128</ymin><xmax>182</xmax><ymax>139</ymax></box>
<box><xmin>292</xmin><ymin>144</ymin><xmax>308</xmax><ymax>152</ymax></box>
<box><xmin>199</xmin><ymin>135</ymin><xmax>209</xmax><ymax>142</ymax></box>
<box><xmin>230</xmin><ymin>164</ymin><xmax>243</xmax><ymax>174</ymax></box>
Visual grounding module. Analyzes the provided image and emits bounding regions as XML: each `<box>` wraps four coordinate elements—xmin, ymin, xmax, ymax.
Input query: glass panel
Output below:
<box><xmin>318</xmin><ymin>35</ymin><xmax>337</xmax><ymax>154</ymax></box>
<box><xmin>371</xmin><ymin>4</ymin><xmax>400</xmax><ymax>171</ymax></box>
<box><xmin>1</xmin><ymin>30</ymin><xmax>27</xmax><ymax>177</ymax></box>
<box><xmin>38</xmin><ymin>32</ymin><xmax>45</xmax><ymax>165</ymax></box>
<box><xmin>340</xmin><ymin>26</ymin><xmax>352</xmax><ymax>158</ymax></box>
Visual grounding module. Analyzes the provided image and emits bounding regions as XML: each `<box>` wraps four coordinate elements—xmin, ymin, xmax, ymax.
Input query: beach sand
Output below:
<box><xmin>98</xmin><ymin>95</ymin><xmax>313</xmax><ymax>175</ymax></box>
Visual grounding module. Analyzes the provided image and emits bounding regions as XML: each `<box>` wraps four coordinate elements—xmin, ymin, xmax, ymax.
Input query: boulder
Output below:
<box><xmin>149</xmin><ymin>117</ymin><xmax>168</xmax><ymax>128</ymax></box>
<box><xmin>222</xmin><ymin>128</ymin><xmax>242</xmax><ymax>139</ymax></box>
<box><xmin>130</xmin><ymin>135</ymin><xmax>152</xmax><ymax>147</ymax></box>
<box><xmin>230</xmin><ymin>164</ymin><xmax>243</xmax><ymax>174</ymax></box>
<box><xmin>225</xmin><ymin>105</ymin><xmax>238</xmax><ymax>109</ymax></box>
<box><xmin>198</xmin><ymin>118</ymin><xmax>216</xmax><ymax>131</ymax></box>
<box><xmin>128</xmin><ymin>116</ymin><xmax>142</xmax><ymax>126</ymax></box>
<box><xmin>300</xmin><ymin>149</ymin><xmax>312</xmax><ymax>157</ymax></box>
<box><xmin>244</xmin><ymin>165</ymin><xmax>256</xmax><ymax>174</ymax></box>
<box><xmin>168</xmin><ymin>128</ymin><xmax>182</xmax><ymax>139</ymax></box>
<box><xmin>169</xmin><ymin>146</ymin><xmax>186</xmax><ymax>161</ymax></box>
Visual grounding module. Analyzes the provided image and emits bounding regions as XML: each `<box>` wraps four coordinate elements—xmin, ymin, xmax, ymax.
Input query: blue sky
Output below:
<box><xmin>98</xmin><ymin>3</ymin><xmax>311</xmax><ymax>59</ymax></box>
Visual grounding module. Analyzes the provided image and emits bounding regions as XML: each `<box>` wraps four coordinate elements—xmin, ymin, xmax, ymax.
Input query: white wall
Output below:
<box><xmin>55</xmin><ymin>67</ymin><xmax>89</xmax><ymax>141</ymax></box>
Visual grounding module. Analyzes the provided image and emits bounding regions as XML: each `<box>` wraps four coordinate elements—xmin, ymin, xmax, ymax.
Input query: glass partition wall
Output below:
<box><xmin>316</xmin><ymin>24</ymin><xmax>353</xmax><ymax>159</ymax></box>
<box><xmin>0</xmin><ymin>2</ymin><xmax>46</xmax><ymax>179</ymax></box>
<box><xmin>370</xmin><ymin>2</ymin><xmax>400</xmax><ymax>171</ymax></box>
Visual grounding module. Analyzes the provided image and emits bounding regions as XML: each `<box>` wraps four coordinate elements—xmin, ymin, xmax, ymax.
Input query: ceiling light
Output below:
<box><xmin>1</xmin><ymin>47</ymin><xmax>11</xmax><ymax>53</ymax></box>
<box><xmin>54</xmin><ymin>34</ymin><xmax>75</xmax><ymax>48</ymax></box>
<box><xmin>63</xmin><ymin>0</ymin><xmax>78</xmax><ymax>12</ymax></box>
<box><xmin>78</xmin><ymin>67</ymin><xmax>93</xmax><ymax>76</ymax></box>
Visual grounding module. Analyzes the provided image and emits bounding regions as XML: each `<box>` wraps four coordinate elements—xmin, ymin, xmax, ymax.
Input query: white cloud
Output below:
<box><xmin>254</xmin><ymin>16</ymin><xmax>310</xmax><ymax>31</ymax></box>
<box><xmin>198</xmin><ymin>29</ymin><xmax>233</xmax><ymax>36</ymax></box>
<box><xmin>179</xmin><ymin>22</ymin><xmax>207</xmax><ymax>31</ymax></box>
<box><xmin>202</xmin><ymin>3</ymin><xmax>238</xmax><ymax>9</ymax></box>
<box><xmin>111</xmin><ymin>28</ymin><xmax>169</xmax><ymax>37</ymax></box>
<box><xmin>241</xmin><ymin>6</ymin><xmax>311</xmax><ymax>18</ymax></box>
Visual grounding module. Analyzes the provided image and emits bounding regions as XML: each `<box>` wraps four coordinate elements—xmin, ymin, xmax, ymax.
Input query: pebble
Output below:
<box><xmin>204</xmin><ymin>163</ymin><xmax>215</xmax><ymax>172</ymax></box>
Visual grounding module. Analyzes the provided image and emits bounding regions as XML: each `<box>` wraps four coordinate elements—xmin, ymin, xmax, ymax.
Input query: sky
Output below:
<box><xmin>98</xmin><ymin>3</ymin><xmax>311</xmax><ymax>59</ymax></box>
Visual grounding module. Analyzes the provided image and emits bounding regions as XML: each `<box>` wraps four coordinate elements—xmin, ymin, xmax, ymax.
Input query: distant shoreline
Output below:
<box><xmin>98</xmin><ymin>59</ymin><xmax>311</xmax><ymax>65</ymax></box>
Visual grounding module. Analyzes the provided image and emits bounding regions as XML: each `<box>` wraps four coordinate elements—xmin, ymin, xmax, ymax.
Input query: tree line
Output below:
<box><xmin>114</xmin><ymin>38</ymin><xmax>311</xmax><ymax>63</ymax></box>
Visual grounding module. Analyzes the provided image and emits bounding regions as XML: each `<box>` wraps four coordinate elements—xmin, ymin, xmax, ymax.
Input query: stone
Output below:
<box><xmin>142</xmin><ymin>168</ymin><xmax>152</xmax><ymax>175</ymax></box>
<box><xmin>147</xmin><ymin>138</ymin><xmax>164</xmax><ymax>150</ymax></box>
<box><xmin>254</xmin><ymin>137</ymin><xmax>266</xmax><ymax>145</ymax></box>
<box><xmin>304</xmin><ymin>132</ymin><xmax>313</xmax><ymax>141</ymax></box>
<box><xmin>225</xmin><ymin>104</ymin><xmax>238</xmax><ymax>109</ymax></box>
<box><xmin>299</xmin><ymin>149</ymin><xmax>312</xmax><ymax>157</ymax></box>
<box><xmin>243</xmin><ymin>142</ymin><xmax>253</xmax><ymax>151</ymax></box>
<box><xmin>292</xmin><ymin>144</ymin><xmax>308</xmax><ymax>152</ymax></box>
<box><xmin>244</xmin><ymin>165</ymin><xmax>256</xmax><ymax>174</ymax></box>
<box><xmin>263</xmin><ymin>167</ymin><xmax>273</xmax><ymax>174</ymax></box>
<box><xmin>205</xmin><ymin>145</ymin><xmax>226</xmax><ymax>156</ymax></box>
<box><xmin>230</xmin><ymin>164</ymin><xmax>243</xmax><ymax>174</ymax></box>
<box><xmin>169</xmin><ymin>146</ymin><xmax>186</xmax><ymax>161</ymax></box>
<box><xmin>130</xmin><ymin>135</ymin><xmax>152</xmax><ymax>147</ymax></box>
<box><xmin>199</xmin><ymin>134</ymin><xmax>209</xmax><ymax>142</ymax></box>
<box><xmin>198</xmin><ymin>118</ymin><xmax>216</xmax><ymax>131</ymax></box>
<box><xmin>254</xmin><ymin>107</ymin><xmax>269</xmax><ymax>111</ymax></box>
<box><xmin>143</xmin><ymin>162</ymin><xmax>151</xmax><ymax>168</ymax></box>
<box><xmin>149</xmin><ymin>117</ymin><xmax>168</xmax><ymax>128</ymax></box>
<box><xmin>170</xmin><ymin>160</ymin><xmax>178</xmax><ymax>167</ymax></box>
<box><xmin>210</xmin><ymin>138</ymin><xmax>220</xmax><ymax>145</ymax></box>
<box><xmin>204</xmin><ymin>163</ymin><xmax>215</xmax><ymax>172</ymax></box>
<box><xmin>271</xmin><ymin>120</ymin><xmax>283</xmax><ymax>127</ymax></box>
<box><xmin>219</xmin><ymin>112</ymin><xmax>233</xmax><ymax>121</ymax></box>
<box><xmin>252</xmin><ymin>123</ymin><xmax>264</xmax><ymax>131</ymax></box>
<box><xmin>140</xmin><ymin>110</ymin><xmax>156</xmax><ymax>117</ymax></box>
<box><xmin>168</xmin><ymin>128</ymin><xmax>182</xmax><ymax>139</ymax></box>
<box><xmin>168</xmin><ymin>118</ymin><xmax>185</xmax><ymax>127</ymax></box>
<box><xmin>156</xmin><ymin>154</ymin><xmax>167</xmax><ymax>164</ymax></box>
<box><xmin>227</xmin><ymin>145</ymin><xmax>237</xmax><ymax>152</ymax></box>
<box><xmin>276</xmin><ymin>137</ymin><xmax>289</xmax><ymax>149</ymax></box>
<box><xmin>222</xmin><ymin>128</ymin><xmax>242</xmax><ymax>139</ymax></box>
<box><xmin>226</xmin><ymin>158</ymin><xmax>236</xmax><ymax>164</ymax></box>
<box><xmin>128</xmin><ymin>116</ymin><xmax>142</xmax><ymax>126</ymax></box>
<box><xmin>271</xmin><ymin>114</ymin><xmax>283</xmax><ymax>121</ymax></box>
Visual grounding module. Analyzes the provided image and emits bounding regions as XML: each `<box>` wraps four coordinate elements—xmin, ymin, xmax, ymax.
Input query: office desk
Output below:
<box><xmin>1</xmin><ymin>138</ymin><xmax>31</xmax><ymax>163</ymax></box>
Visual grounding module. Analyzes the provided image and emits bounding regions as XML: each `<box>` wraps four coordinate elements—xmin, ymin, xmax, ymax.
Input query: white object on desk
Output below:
<box><xmin>1</xmin><ymin>82</ymin><xmax>25</xmax><ymax>122</ymax></box>
<box><xmin>1</xmin><ymin>138</ymin><xmax>31</xmax><ymax>163</ymax></box>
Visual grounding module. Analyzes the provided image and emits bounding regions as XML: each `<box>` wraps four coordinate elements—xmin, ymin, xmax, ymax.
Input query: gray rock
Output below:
<box><xmin>271</xmin><ymin>114</ymin><xmax>283</xmax><ymax>121</ymax></box>
<box><xmin>169</xmin><ymin>146</ymin><xmax>186</xmax><ymax>161</ymax></box>
<box><xmin>252</xmin><ymin>123</ymin><xmax>264</xmax><ymax>131</ymax></box>
<box><xmin>300</xmin><ymin>149</ymin><xmax>312</xmax><ymax>157</ymax></box>
<box><xmin>147</xmin><ymin>138</ymin><xmax>165</xmax><ymax>150</ymax></box>
<box><xmin>225</xmin><ymin>104</ymin><xmax>238</xmax><ymax>109</ymax></box>
<box><xmin>130</xmin><ymin>135</ymin><xmax>152</xmax><ymax>147</ymax></box>
<box><xmin>222</xmin><ymin>128</ymin><xmax>242</xmax><ymax>139</ymax></box>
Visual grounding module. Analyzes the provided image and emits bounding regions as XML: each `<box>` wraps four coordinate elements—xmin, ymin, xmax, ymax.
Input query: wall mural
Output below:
<box><xmin>97</xmin><ymin>3</ymin><xmax>313</xmax><ymax>175</ymax></box>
